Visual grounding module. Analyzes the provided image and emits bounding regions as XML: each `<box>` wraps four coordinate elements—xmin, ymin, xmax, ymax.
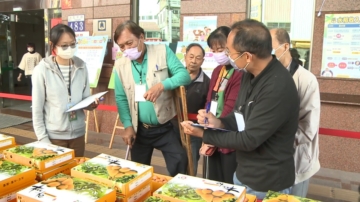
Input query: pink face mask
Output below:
<box><xmin>123</xmin><ymin>40</ymin><xmax>142</xmax><ymax>60</ymax></box>
<box><xmin>213</xmin><ymin>52</ymin><xmax>230</xmax><ymax>65</ymax></box>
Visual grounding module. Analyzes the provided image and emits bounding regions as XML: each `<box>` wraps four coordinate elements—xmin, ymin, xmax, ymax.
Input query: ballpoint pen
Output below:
<box><xmin>205</xmin><ymin>102</ymin><xmax>210</xmax><ymax>125</ymax></box>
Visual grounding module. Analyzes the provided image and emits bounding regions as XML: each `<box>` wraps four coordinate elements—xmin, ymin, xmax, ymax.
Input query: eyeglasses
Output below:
<box><xmin>225</xmin><ymin>49</ymin><xmax>241</xmax><ymax>57</ymax></box>
<box><xmin>57</xmin><ymin>42</ymin><xmax>77</xmax><ymax>50</ymax></box>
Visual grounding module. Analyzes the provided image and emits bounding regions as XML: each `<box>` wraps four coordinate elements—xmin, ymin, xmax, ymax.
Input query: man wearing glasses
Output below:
<box><xmin>181</xmin><ymin>19</ymin><xmax>300</xmax><ymax>199</ymax></box>
<box><xmin>113</xmin><ymin>21</ymin><xmax>191</xmax><ymax>176</ymax></box>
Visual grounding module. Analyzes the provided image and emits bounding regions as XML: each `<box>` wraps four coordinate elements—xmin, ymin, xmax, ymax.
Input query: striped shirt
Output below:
<box><xmin>58</xmin><ymin>64</ymin><xmax>71</xmax><ymax>88</ymax></box>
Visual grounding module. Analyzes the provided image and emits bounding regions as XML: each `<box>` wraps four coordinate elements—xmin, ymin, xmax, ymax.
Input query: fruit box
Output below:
<box><xmin>263</xmin><ymin>191</ymin><xmax>320</xmax><ymax>202</ymax></box>
<box><xmin>116</xmin><ymin>184</ymin><xmax>151</xmax><ymax>202</ymax></box>
<box><xmin>3</xmin><ymin>141</ymin><xmax>75</xmax><ymax>171</ymax></box>
<box><xmin>0</xmin><ymin>134</ymin><xmax>15</xmax><ymax>151</ymax></box>
<box><xmin>151</xmin><ymin>173</ymin><xmax>173</xmax><ymax>193</ymax></box>
<box><xmin>153</xmin><ymin>174</ymin><xmax>246</xmax><ymax>202</ymax></box>
<box><xmin>35</xmin><ymin>160</ymin><xmax>77</xmax><ymax>181</ymax></box>
<box><xmin>0</xmin><ymin>160</ymin><xmax>36</xmax><ymax>194</ymax></box>
<box><xmin>16</xmin><ymin>173</ymin><xmax>116</xmax><ymax>202</ymax></box>
<box><xmin>246</xmin><ymin>194</ymin><xmax>257</xmax><ymax>202</ymax></box>
<box><xmin>0</xmin><ymin>180</ymin><xmax>37</xmax><ymax>202</ymax></box>
<box><xmin>71</xmin><ymin>153</ymin><xmax>153</xmax><ymax>196</ymax></box>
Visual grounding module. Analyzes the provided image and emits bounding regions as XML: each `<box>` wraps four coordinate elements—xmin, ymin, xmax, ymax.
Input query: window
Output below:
<box><xmin>267</xmin><ymin>22</ymin><xmax>291</xmax><ymax>32</ymax></box>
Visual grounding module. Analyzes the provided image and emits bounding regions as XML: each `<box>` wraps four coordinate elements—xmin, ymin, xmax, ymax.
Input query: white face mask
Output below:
<box><xmin>27</xmin><ymin>48</ymin><xmax>34</xmax><ymax>52</ymax></box>
<box><xmin>272</xmin><ymin>44</ymin><xmax>287</xmax><ymax>60</ymax></box>
<box><xmin>57</xmin><ymin>46</ymin><xmax>77</xmax><ymax>60</ymax></box>
<box><xmin>228</xmin><ymin>52</ymin><xmax>250</xmax><ymax>72</ymax></box>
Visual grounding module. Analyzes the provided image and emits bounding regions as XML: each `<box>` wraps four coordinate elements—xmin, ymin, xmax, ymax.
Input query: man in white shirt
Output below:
<box><xmin>270</xmin><ymin>28</ymin><xmax>321</xmax><ymax>198</ymax></box>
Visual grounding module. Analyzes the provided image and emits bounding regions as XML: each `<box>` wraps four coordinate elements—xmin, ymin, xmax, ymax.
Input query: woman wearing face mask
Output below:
<box><xmin>17</xmin><ymin>43</ymin><xmax>42</xmax><ymax>95</ymax></box>
<box><xmin>31</xmin><ymin>24</ymin><xmax>99</xmax><ymax>156</ymax></box>
<box><xmin>200</xmin><ymin>26</ymin><xmax>243</xmax><ymax>183</ymax></box>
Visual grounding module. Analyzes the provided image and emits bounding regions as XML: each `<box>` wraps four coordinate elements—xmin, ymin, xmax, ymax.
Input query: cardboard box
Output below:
<box><xmin>0</xmin><ymin>160</ymin><xmax>36</xmax><ymax>194</ymax></box>
<box><xmin>151</xmin><ymin>173</ymin><xmax>173</xmax><ymax>193</ymax></box>
<box><xmin>3</xmin><ymin>141</ymin><xmax>74</xmax><ymax>171</ymax></box>
<box><xmin>0</xmin><ymin>180</ymin><xmax>37</xmax><ymax>202</ymax></box>
<box><xmin>144</xmin><ymin>196</ymin><xmax>170</xmax><ymax>202</ymax></box>
<box><xmin>117</xmin><ymin>184</ymin><xmax>151</xmax><ymax>202</ymax></box>
<box><xmin>16</xmin><ymin>173</ymin><xmax>116</xmax><ymax>202</ymax></box>
<box><xmin>36</xmin><ymin>160</ymin><xmax>77</xmax><ymax>181</ymax></box>
<box><xmin>0</xmin><ymin>134</ymin><xmax>15</xmax><ymax>151</ymax></box>
<box><xmin>71</xmin><ymin>153</ymin><xmax>153</xmax><ymax>196</ymax></box>
<box><xmin>153</xmin><ymin>174</ymin><xmax>246</xmax><ymax>202</ymax></box>
<box><xmin>263</xmin><ymin>191</ymin><xmax>320</xmax><ymax>202</ymax></box>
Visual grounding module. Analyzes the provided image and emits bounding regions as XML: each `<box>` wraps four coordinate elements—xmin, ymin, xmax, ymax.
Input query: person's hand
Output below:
<box><xmin>144</xmin><ymin>83</ymin><xmax>164</xmax><ymax>103</ymax></box>
<box><xmin>17</xmin><ymin>75</ymin><xmax>21</xmax><ymax>82</ymax></box>
<box><xmin>199</xmin><ymin>144</ymin><xmax>215</xmax><ymax>156</ymax></box>
<box><xmin>88</xmin><ymin>97</ymin><xmax>100</xmax><ymax>109</ymax></box>
<box><xmin>197</xmin><ymin>109</ymin><xmax>222</xmax><ymax>128</ymax></box>
<box><xmin>122</xmin><ymin>126</ymin><xmax>136</xmax><ymax>148</ymax></box>
<box><xmin>181</xmin><ymin>121</ymin><xmax>204</xmax><ymax>138</ymax></box>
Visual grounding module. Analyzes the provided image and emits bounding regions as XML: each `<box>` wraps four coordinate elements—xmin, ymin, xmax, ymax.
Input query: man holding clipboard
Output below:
<box><xmin>181</xmin><ymin>19</ymin><xmax>299</xmax><ymax>200</ymax></box>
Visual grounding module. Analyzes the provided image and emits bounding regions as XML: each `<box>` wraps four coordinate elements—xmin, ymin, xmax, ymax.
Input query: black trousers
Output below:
<box><xmin>25</xmin><ymin>75</ymin><xmax>32</xmax><ymax>95</ymax></box>
<box><xmin>131</xmin><ymin>122</ymin><xmax>188</xmax><ymax>177</ymax></box>
<box><xmin>207</xmin><ymin>150</ymin><xmax>237</xmax><ymax>184</ymax></box>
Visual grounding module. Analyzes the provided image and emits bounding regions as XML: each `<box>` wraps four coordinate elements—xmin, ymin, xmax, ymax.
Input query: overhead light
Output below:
<box><xmin>13</xmin><ymin>7</ymin><xmax>22</xmax><ymax>11</ymax></box>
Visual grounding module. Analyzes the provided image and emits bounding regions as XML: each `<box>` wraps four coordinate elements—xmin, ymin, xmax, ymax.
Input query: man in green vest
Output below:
<box><xmin>113</xmin><ymin>20</ymin><xmax>191</xmax><ymax>176</ymax></box>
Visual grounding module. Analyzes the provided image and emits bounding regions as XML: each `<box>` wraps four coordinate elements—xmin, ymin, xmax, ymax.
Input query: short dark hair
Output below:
<box><xmin>207</xmin><ymin>26</ymin><xmax>231</xmax><ymax>48</ymax></box>
<box><xmin>230</xmin><ymin>19</ymin><xmax>272</xmax><ymax>59</ymax></box>
<box><xmin>186</xmin><ymin>43</ymin><xmax>205</xmax><ymax>57</ymax></box>
<box><xmin>114</xmin><ymin>20</ymin><xmax>145</xmax><ymax>43</ymax></box>
<box><xmin>274</xmin><ymin>28</ymin><xmax>290</xmax><ymax>44</ymax></box>
<box><xmin>27</xmin><ymin>42</ymin><xmax>35</xmax><ymax>51</ymax></box>
<box><xmin>50</xmin><ymin>24</ymin><xmax>75</xmax><ymax>50</ymax></box>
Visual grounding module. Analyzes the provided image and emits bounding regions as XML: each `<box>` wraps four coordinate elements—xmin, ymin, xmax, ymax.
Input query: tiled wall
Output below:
<box><xmin>180</xmin><ymin>0</ymin><xmax>247</xmax><ymax>41</ymax></box>
<box><xmin>311</xmin><ymin>0</ymin><xmax>360</xmax><ymax>173</ymax></box>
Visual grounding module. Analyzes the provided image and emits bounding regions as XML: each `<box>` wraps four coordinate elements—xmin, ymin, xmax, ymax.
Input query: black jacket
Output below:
<box><xmin>203</xmin><ymin>58</ymin><xmax>299</xmax><ymax>192</ymax></box>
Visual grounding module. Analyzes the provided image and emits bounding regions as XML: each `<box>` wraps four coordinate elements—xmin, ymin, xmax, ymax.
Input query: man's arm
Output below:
<box><xmin>295</xmin><ymin>76</ymin><xmax>320</xmax><ymax>145</ymax></box>
<box><xmin>161</xmin><ymin>46</ymin><xmax>191</xmax><ymax>90</ymax></box>
<box><xmin>32</xmin><ymin>64</ymin><xmax>51</xmax><ymax>143</ymax></box>
<box><xmin>114</xmin><ymin>73</ymin><xmax>132</xmax><ymax>128</ymax></box>
<box><xmin>203</xmin><ymin>83</ymin><xmax>298</xmax><ymax>151</ymax></box>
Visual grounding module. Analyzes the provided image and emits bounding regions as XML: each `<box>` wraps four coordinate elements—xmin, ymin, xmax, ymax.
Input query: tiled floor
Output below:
<box><xmin>0</xmin><ymin>99</ymin><xmax>359</xmax><ymax>202</ymax></box>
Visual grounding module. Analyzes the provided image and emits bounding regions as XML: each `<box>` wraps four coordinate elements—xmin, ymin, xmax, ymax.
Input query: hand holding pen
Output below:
<box><xmin>197</xmin><ymin>107</ymin><xmax>223</xmax><ymax>129</ymax></box>
<box><xmin>204</xmin><ymin>102</ymin><xmax>210</xmax><ymax>126</ymax></box>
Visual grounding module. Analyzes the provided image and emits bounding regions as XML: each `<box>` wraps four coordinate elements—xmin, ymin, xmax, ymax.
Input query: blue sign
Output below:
<box><xmin>68</xmin><ymin>21</ymin><xmax>85</xmax><ymax>32</ymax></box>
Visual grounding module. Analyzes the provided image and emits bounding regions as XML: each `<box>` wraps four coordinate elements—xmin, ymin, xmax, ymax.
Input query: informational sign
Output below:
<box><xmin>183</xmin><ymin>16</ymin><xmax>217</xmax><ymax>42</ymax></box>
<box><xmin>321</xmin><ymin>13</ymin><xmax>360</xmax><ymax>78</ymax></box>
<box><xmin>75</xmin><ymin>31</ymin><xmax>89</xmax><ymax>38</ymax></box>
<box><xmin>250</xmin><ymin>0</ymin><xmax>262</xmax><ymax>22</ymax></box>
<box><xmin>75</xmin><ymin>36</ymin><xmax>109</xmax><ymax>88</ymax></box>
<box><xmin>93</xmin><ymin>19</ymin><xmax>112</xmax><ymax>39</ymax></box>
<box><xmin>175</xmin><ymin>41</ymin><xmax>219</xmax><ymax>78</ymax></box>
<box><xmin>68</xmin><ymin>15</ymin><xmax>85</xmax><ymax>32</ymax></box>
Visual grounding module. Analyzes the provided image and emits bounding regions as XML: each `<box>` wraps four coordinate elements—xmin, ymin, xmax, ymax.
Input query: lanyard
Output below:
<box><xmin>214</xmin><ymin>69</ymin><xmax>230</xmax><ymax>101</ymax></box>
<box><xmin>131</xmin><ymin>61</ymin><xmax>143</xmax><ymax>84</ymax></box>
<box><xmin>55</xmin><ymin>59</ymin><xmax>72</xmax><ymax>101</ymax></box>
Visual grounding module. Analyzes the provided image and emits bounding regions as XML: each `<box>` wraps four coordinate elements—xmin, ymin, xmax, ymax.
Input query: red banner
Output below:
<box><xmin>61</xmin><ymin>0</ymin><xmax>72</xmax><ymax>9</ymax></box>
<box><xmin>51</xmin><ymin>18</ymin><xmax>62</xmax><ymax>28</ymax></box>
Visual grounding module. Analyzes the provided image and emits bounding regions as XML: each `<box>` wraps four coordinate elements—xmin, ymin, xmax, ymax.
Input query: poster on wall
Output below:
<box><xmin>183</xmin><ymin>16</ymin><xmax>217</xmax><ymax>42</ymax></box>
<box><xmin>61</xmin><ymin>0</ymin><xmax>72</xmax><ymax>9</ymax></box>
<box><xmin>75</xmin><ymin>35</ymin><xmax>109</xmax><ymax>88</ymax></box>
<box><xmin>175</xmin><ymin>41</ymin><xmax>219</xmax><ymax>78</ymax></box>
<box><xmin>50</xmin><ymin>18</ymin><xmax>62</xmax><ymax>28</ymax></box>
<box><xmin>250</xmin><ymin>0</ymin><xmax>262</xmax><ymax>22</ymax></box>
<box><xmin>321</xmin><ymin>13</ymin><xmax>360</xmax><ymax>78</ymax></box>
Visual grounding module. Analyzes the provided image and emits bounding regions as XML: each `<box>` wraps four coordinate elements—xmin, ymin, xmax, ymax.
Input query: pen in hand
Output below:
<box><xmin>205</xmin><ymin>102</ymin><xmax>210</xmax><ymax>125</ymax></box>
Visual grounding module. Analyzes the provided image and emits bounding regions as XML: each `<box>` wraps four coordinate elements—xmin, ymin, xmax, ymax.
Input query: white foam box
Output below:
<box><xmin>71</xmin><ymin>153</ymin><xmax>153</xmax><ymax>196</ymax></box>
<box><xmin>3</xmin><ymin>141</ymin><xmax>74</xmax><ymax>171</ymax></box>
<box><xmin>0</xmin><ymin>160</ymin><xmax>36</xmax><ymax>194</ymax></box>
<box><xmin>0</xmin><ymin>134</ymin><xmax>15</xmax><ymax>151</ymax></box>
<box><xmin>153</xmin><ymin>174</ymin><xmax>246</xmax><ymax>202</ymax></box>
<box><xmin>16</xmin><ymin>173</ymin><xmax>116</xmax><ymax>202</ymax></box>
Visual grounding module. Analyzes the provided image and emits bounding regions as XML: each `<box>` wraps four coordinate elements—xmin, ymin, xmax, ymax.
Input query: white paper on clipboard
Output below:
<box><xmin>66</xmin><ymin>91</ymin><xmax>108</xmax><ymax>112</ymax></box>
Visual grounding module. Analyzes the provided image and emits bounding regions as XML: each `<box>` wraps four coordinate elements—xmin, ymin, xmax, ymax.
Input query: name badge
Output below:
<box><xmin>135</xmin><ymin>84</ymin><xmax>146</xmax><ymax>102</ymax></box>
<box><xmin>66</xmin><ymin>103</ymin><xmax>77</xmax><ymax>121</ymax></box>
<box><xmin>210</xmin><ymin>100</ymin><xmax>218</xmax><ymax>115</ymax></box>
<box><xmin>234</xmin><ymin>112</ymin><xmax>245</xmax><ymax>132</ymax></box>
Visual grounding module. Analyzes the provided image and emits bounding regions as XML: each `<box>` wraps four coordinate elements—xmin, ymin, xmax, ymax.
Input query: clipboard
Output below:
<box><xmin>191</xmin><ymin>123</ymin><xmax>230</xmax><ymax>132</ymax></box>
